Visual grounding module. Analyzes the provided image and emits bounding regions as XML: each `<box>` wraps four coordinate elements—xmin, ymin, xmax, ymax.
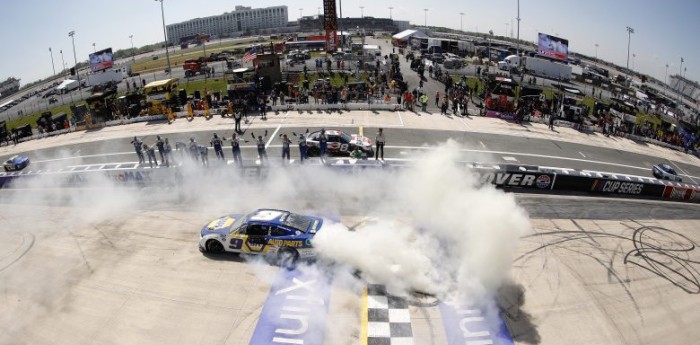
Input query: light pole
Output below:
<box><xmin>92</xmin><ymin>42</ymin><xmax>96</xmax><ymax>53</ymax></box>
<box><xmin>505</xmin><ymin>23</ymin><xmax>509</xmax><ymax>37</ymax></box>
<box><xmin>460</xmin><ymin>13</ymin><xmax>464</xmax><ymax>32</ymax></box>
<box><xmin>516</xmin><ymin>0</ymin><xmax>521</xmax><ymax>56</ymax></box>
<box><xmin>299</xmin><ymin>8</ymin><xmax>303</xmax><ymax>19</ymax></box>
<box><xmin>339</xmin><ymin>0</ymin><xmax>344</xmax><ymax>49</ymax></box>
<box><xmin>594</xmin><ymin>43</ymin><xmax>599</xmax><ymax>61</ymax></box>
<box><xmin>423</xmin><ymin>9</ymin><xmax>428</xmax><ymax>27</ymax></box>
<box><xmin>68</xmin><ymin>30</ymin><xmax>82</xmax><ymax>98</ymax></box>
<box><xmin>625</xmin><ymin>26</ymin><xmax>634</xmax><ymax>70</ymax></box>
<box><xmin>360</xmin><ymin>6</ymin><xmax>364</xmax><ymax>19</ymax></box>
<box><xmin>389</xmin><ymin>7</ymin><xmax>393</xmax><ymax>20</ymax></box>
<box><xmin>49</xmin><ymin>47</ymin><xmax>56</xmax><ymax>76</ymax></box>
<box><xmin>665</xmin><ymin>63</ymin><xmax>669</xmax><ymax>86</ymax></box>
<box><xmin>60</xmin><ymin>49</ymin><xmax>66</xmax><ymax>75</ymax></box>
<box><xmin>129</xmin><ymin>35</ymin><xmax>135</xmax><ymax>62</ymax></box>
<box><xmin>155</xmin><ymin>0</ymin><xmax>172</xmax><ymax>77</ymax></box>
<box><xmin>488</xmin><ymin>30</ymin><xmax>493</xmax><ymax>66</ymax></box>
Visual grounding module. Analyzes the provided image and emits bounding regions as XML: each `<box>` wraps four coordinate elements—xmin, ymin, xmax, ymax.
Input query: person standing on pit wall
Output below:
<box><xmin>233</xmin><ymin>110</ymin><xmax>243</xmax><ymax>133</ymax></box>
<box><xmin>318</xmin><ymin>129</ymin><xmax>328</xmax><ymax>161</ymax></box>
<box><xmin>297</xmin><ymin>134</ymin><xmax>308</xmax><ymax>163</ymax></box>
<box><xmin>144</xmin><ymin>144</ymin><xmax>158</xmax><ymax>168</ymax></box>
<box><xmin>210</xmin><ymin>133</ymin><xmax>225</xmax><ymax>160</ymax></box>
<box><xmin>252</xmin><ymin>130</ymin><xmax>268</xmax><ymax>163</ymax></box>
<box><xmin>280</xmin><ymin>134</ymin><xmax>292</xmax><ymax>164</ymax></box>
<box><xmin>188</xmin><ymin>137</ymin><xmax>200</xmax><ymax>162</ymax></box>
<box><xmin>155</xmin><ymin>135</ymin><xmax>166</xmax><ymax>165</ymax></box>
<box><xmin>164</xmin><ymin>138</ymin><xmax>173</xmax><ymax>166</ymax></box>
<box><xmin>198</xmin><ymin>145</ymin><xmax>209</xmax><ymax>167</ymax></box>
<box><xmin>131</xmin><ymin>136</ymin><xmax>145</xmax><ymax>165</ymax></box>
<box><xmin>227</xmin><ymin>133</ymin><xmax>245</xmax><ymax>165</ymax></box>
<box><xmin>375</xmin><ymin>128</ymin><xmax>385</xmax><ymax>161</ymax></box>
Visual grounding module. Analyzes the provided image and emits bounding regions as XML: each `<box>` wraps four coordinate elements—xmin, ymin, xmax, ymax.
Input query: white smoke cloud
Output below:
<box><xmin>0</xmin><ymin>140</ymin><xmax>530</xmax><ymax>343</ymax></box>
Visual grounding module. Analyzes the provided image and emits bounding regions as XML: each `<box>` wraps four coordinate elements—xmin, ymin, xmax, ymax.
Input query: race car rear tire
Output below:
<box><xmin>307</xmin><ymin>146</ymin><xmax>320</xmax><ymax>157</ymax></box>
<box><xmin>206</xmin><ymin>239</ymin><xmax>224</xmax><ymax>253</ymax></box>
<box><xmin>277</xmin><ymin>248</ymin><xmax>299</xmax><ymax>269</ymax></box>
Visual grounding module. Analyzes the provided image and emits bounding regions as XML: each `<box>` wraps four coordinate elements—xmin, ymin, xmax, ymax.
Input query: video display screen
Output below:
<box><xmin>89</xmin><ymin>48</ymin><xmax>114</xmax><ymax>72</ymax></box>
<box><xmin>537</xmin><ymin>33</ymin><xmax>568</xmax><ymax>61</ymax></box>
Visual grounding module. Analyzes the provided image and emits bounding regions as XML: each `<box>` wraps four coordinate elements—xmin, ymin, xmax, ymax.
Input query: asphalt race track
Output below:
<box><xmin>4</xmin><ymin>126</ymin><xmax>700</xmax><ymax>183</ymax></box>
<box><xmin>0</xmin><ymin>170</ymin><xmax>699</xmax><ymax>345</ymax></box>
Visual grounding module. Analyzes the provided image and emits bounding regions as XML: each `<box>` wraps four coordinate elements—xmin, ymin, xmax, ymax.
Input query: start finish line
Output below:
<box><xmin>249</xmin><ymin>267</ymin><xmax>333</xmax><ymax>345</ymax></box>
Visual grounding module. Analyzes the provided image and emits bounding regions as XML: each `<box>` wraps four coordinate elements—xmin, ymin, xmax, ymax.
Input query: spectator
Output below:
<box><xmin>297</xmin><ymin>134</ymin><xmax>308</xmax><ymax>163</ymax></box>
<box><xmin>252</xmin><ymin>130</ymin><xmax>269</xmax><ymax>162</ymax></box>
<box><xmin>144</xmin><ymin>144</ymin><xmax>158</xmax><ymax>168</ymax></box>
<box><xmin>228</xmin><ymin>133</ymin><xmax>243</xmax><ymax>164</ymax></box>
<box><xmin>155</xmin><ymin>135</ymin><xmax>166</xmax><ymax>165</ymax></box>
<box><xmin>188</xmin><ymin>137</ymin><xmax>200</xmax><ymax>161</ymax></box>
<box><xmin>375</xmin><ymin>128</ymin><xmax>385</xmax><ymax>161</ymax></box>
<box><xmin>280</xmin><ymin>134</ymin><xmax>292</xmax><ymax>163</ymax></box>
<box><xmin>210</xmin><ymin>133</ymin><xmax>224</xmax><ymax>160</ymax></box>
<box><xmin>318</xmin><ymin>129</ymin><xmax>328</xmax><ymax>160</ymax></box>
<box><xmin>164</xmin><ymin>138</ymin><xmax>173</xmax><ymax>166</ymax></box>
<box><xmin>131</xmin><ymin>136</ymin><xmax>145</xmax><ymax>164</ymax></box>
<box><xmin>198</xmin><ymin>145</ymin><xmax>209</xmax><ymax>167</ymax></box>
<box><xmin>419</xmin><ymin>93</ymin><xmax>429</xmax><ymax>112</ymax></box>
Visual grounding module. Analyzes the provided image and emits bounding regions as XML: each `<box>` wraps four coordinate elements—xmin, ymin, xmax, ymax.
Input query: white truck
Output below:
<box><xmin>498</xmin><ymin>55</ymin><xmax>572</xmax><ymax>81</ymax></box>
<box><xmin>87</xmin><ymin>69</ymin><xmax>124</xmax><ymax>87</ymax></box>
<box><xmin>55</xmin><ymin>79</ymin><xmax>80</xmax><ymax>94</ymax></box>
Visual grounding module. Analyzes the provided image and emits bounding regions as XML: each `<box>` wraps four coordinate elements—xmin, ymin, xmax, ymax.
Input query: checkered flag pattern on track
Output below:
<box><xmin>366</xmin><ymin>284</ymin><xmax>414</xmax><ymax>345</ymax></box>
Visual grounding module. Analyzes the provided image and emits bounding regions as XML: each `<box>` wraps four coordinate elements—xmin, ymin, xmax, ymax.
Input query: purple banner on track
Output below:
<box><xmin>249</xmin><ymin>267</ymin><xmax>332</xmax><ymax>345</ymax></box>
<box><xmin>439</xmin><ymin>302</ymin><xmax>514</xmax><ymax>345</ymax></box>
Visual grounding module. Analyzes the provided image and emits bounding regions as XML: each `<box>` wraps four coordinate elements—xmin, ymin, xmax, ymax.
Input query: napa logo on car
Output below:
<box><xmin>208</xmin><ymin>217</ymin><xmax>235</xmax><ymax>230</ymax></box>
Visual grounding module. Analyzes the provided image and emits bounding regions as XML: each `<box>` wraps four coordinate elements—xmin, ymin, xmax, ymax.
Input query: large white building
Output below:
<box><xmin>669</xmin><ymin>74</ymin><xmax>700</xmax><ymax>101</ymax></box>
<box><xmin>0</xmin><ymin>77</ymin><xmax>20</xmax><ymax>98</ymax></box>
<box><xmin>166</xmin><ymin>5</ymin><xmax>288</xmax><ymax>44</ymax></box>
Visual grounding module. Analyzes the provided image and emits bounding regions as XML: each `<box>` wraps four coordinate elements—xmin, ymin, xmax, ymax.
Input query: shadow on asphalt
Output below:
<box><xmin>497</xmin><ymin>281</ymin><xmax>541</xmax><ymax>344</ymax></box>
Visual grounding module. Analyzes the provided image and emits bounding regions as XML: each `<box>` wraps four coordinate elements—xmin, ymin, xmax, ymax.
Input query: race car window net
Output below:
<box><xmin>282</xmin><ymin>213</ymin><xmax>314</xmax><ymax>233</ymax></box>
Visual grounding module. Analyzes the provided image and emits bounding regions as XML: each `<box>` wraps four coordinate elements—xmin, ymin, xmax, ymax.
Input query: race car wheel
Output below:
<box><xmin>307</xmin><ymin>146</ymin><xmax>320</xmax><ymax>157</ymax></box>
<box><xmin>277</xmin><ymin>248</ymin><xmax>299</xmax><ymax>269</ymax></box>
<box><xmin>206</xmin><ymin>239</ymin><xmax>224</xmax><ymax>253</ymax></box>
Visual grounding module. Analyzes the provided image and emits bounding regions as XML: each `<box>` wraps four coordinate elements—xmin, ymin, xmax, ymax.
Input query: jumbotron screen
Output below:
<box><xmin>537</xmin><ymin>33</ymin><xmax>568</xmax><ymax>61</ymax></box>
<box><xmin>89</xmin><ymin>48</ymin><xmax>114</xmax><ymax>72</ymax></box>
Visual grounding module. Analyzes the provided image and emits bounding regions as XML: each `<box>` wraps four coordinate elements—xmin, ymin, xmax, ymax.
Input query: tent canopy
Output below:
<box><xmin>392</xmin><ymin>29</ymin><xmax>427</xmax><ymax>40</ymax></box>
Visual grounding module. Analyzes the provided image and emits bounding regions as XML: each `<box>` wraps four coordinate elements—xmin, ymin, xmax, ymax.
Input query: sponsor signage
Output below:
<box><xmin>662</xmin><ymin>185</ymin><xmax>700</xmax><ymax>201</ymax></box>
<box><xmin>439</xmin><ymin>302</ymin><xmax>514</xmax><ymax>345</ymax></box>
<box><xmin>590</xmin><ymin>179</ymin><xmax>644</xmax><ymax>195</ymax></box>
<box><xmin>480</xmin><ymin>172</ymin><xmax>553</xmax><ymax>189</ymax></box>
<box><xmin>249</xmin><ymin>268</ymin><xmax>332</xmax><ymax>345</ymax></box>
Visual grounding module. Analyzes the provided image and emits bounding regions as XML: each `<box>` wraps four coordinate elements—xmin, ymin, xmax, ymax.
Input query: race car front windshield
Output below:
<box><xmin>282</xmin><ymin>213</ymin><xmax>314</xmax><ymax>232</ymax></box>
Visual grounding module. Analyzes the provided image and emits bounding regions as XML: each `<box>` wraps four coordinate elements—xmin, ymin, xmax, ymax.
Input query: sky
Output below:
<box><xmin>1</xmin><ymin>0</ymin><xmax>699</xmax><ymax>88</ymax></box>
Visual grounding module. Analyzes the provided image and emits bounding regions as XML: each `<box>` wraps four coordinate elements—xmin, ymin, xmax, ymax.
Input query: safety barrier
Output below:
<box><xmin>1</xmin><ymin>159</ymin><xmax>698</xmax><ymax>204</ymax></box>
<box><xmin>270</xmin><ymin>103</ymin><xmax>401</xmax><ymax>112</ymax></box>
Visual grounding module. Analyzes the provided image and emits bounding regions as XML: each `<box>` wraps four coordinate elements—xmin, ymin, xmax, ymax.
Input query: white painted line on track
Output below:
<box><xmin>579</xmin><ymin>151</ymin><xmax>586</xmax><ymax>158</ymax></box>
<box><xmin>503</xmin><ymin>156</ymin><xmax>518</xmax><ymax>161</ymax></box>
<box><xmin>27</xmin><ymin>144</ymin><xmax>700</xmax><ymax>181</ymax></box>
<box><xmin>480</xmin><ymin>141</ymin><xmax>487</xmax><ymax>149</ymax></box>
<box><xmin>397</xmin><ymin>112</ymin><xmax>405</xmax><ymax>127</ymax></box>
<box><xmin>667</xmin><ymin>159</ymin><xmax>698</xmax><ymax>185</ymax></box>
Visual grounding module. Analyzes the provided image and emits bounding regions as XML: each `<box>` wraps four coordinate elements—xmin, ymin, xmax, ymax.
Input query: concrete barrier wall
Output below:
<box><xmin>1</xmin><ymin>159</ymin><xmax>698</xmax><ymax>204</ymax></box>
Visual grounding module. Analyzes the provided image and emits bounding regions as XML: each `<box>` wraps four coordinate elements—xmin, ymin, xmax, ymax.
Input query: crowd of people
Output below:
<box><xmin>129</xmin><ymin>127</ymin><xmax>389</xmax><ymax>168</ymax></box>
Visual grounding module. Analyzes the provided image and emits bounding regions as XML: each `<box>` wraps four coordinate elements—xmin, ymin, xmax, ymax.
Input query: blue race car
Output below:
<box><xmin>3</xmin><ymin>155</ymin><xmax>30</xmax><ymax>172</ymax></box>
<box><xmin>199</xmin><ymin>209</ymin><xmax>327</xmax><ymax>265</ymax></box>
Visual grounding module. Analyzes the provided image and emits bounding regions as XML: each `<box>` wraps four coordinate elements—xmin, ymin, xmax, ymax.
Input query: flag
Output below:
<box><xmin>243</xmin><ymin>47</ymin><xmax>257</xmax><ymax>63</ymax></box>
